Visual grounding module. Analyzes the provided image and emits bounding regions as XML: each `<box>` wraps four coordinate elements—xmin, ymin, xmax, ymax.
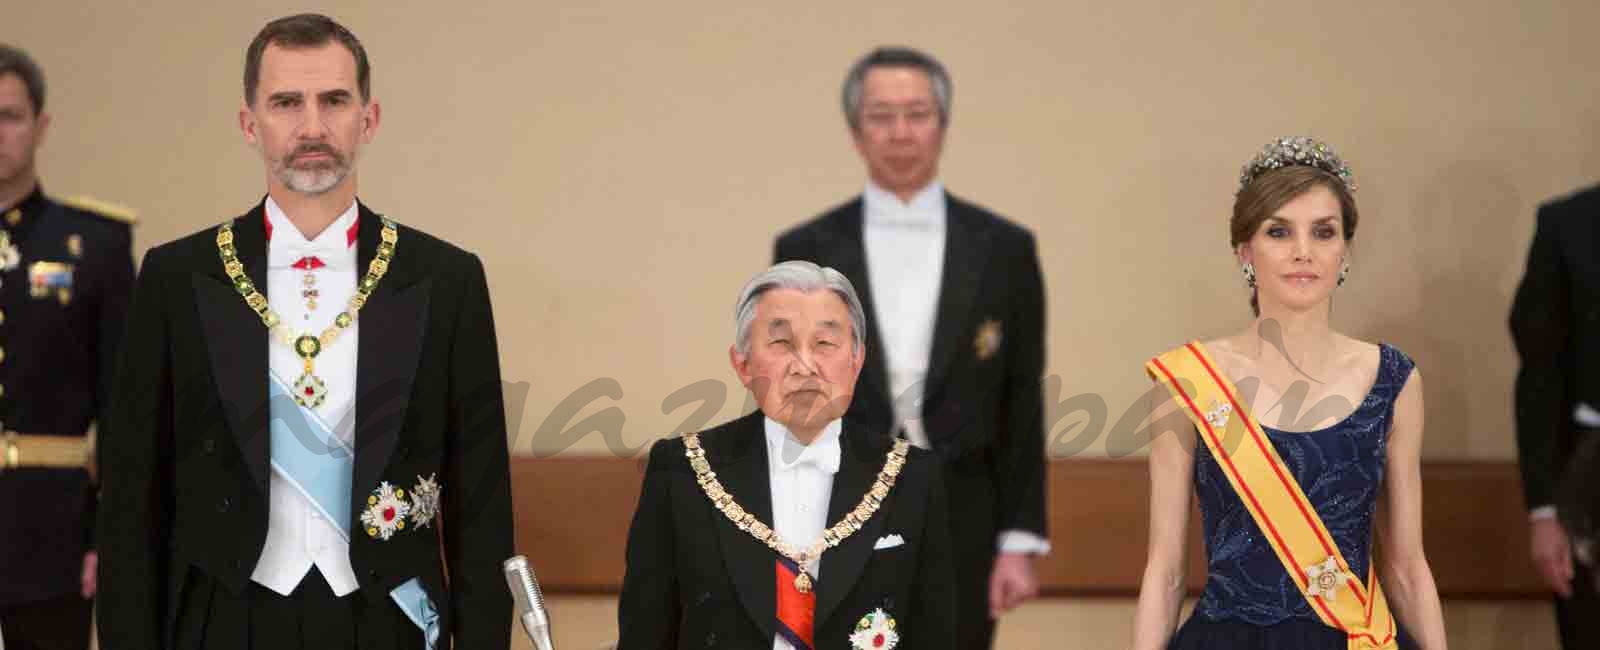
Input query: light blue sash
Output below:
<box><xmin>269</xmin><ymin>373</ymin><xmax>440</xmax><ymax>647</ymax></box>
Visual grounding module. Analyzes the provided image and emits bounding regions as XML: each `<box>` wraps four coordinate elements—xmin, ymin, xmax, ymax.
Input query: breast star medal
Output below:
<box><xmin>849</xmin><ymin>609</ymin><xmax>899</xmax><ymax>649</ymax></box>
<box><xmin>361</xmin><ymin>481</ymin><xmax>413</xmax><ymax>540</ymax></box>
<box><xmin>974</xmin><ymin>318</ymin><xmax>1003</xmax><ymax>361</ymax></box>
<box><xmin>215</xmin><ymin>218</ymin><xmax>398</xmax><ymax>408</ymax></box>
<box><xmin>407</xmin><ymin>473</ymin><xmax>442</xmax><ymax>528</ymax></box>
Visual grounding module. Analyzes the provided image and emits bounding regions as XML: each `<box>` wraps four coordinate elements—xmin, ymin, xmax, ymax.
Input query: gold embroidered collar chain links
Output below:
<box><xmin>682</xmin><ymin>432</ymin><xmax>910</xmax><ymax>594</ymax></box>
<box><xmin>215</xmin><ymin>218</ymin><xmax>398</xmax><ymax>408</ymax></box>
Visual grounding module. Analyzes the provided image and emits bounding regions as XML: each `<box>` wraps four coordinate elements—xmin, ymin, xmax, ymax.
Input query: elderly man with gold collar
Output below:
<box><xmin>618</xmin><ymin>261</ymin><xmax>957</xmax><ymax>650</ymax></box>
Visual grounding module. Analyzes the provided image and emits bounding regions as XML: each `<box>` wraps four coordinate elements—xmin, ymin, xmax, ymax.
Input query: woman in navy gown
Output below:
<box><xmin>1130</xmin><ymin>137</ymin><xmax>1449</xmax><ymax>649</ymax></box>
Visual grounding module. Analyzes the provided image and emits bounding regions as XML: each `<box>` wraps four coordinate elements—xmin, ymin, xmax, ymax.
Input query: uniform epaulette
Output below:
<box><xmin>58</xmin><ymin>195</ymin><xmax>138</xmax><ymax>225</ymax></box>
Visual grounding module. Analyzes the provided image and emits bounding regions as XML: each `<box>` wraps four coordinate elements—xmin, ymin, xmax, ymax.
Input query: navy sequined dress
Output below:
<box><xmin>1168</xmin><ymin>343</ymin><xmax>1420</xmax><ymax>649</ymax></box>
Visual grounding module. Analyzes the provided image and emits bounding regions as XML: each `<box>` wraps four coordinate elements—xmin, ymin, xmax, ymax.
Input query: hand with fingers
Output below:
<box><xmin>988</xmin><ymin>552</ymin><xmax>1039</xmax><ymax>620</ymax></box>
<box><xmin>1533</xmin><ymin>517</ymin><xmax>1575</xmax><ymax>598</ymax></box>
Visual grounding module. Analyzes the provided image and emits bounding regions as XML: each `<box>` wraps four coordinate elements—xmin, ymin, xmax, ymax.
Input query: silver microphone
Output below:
<box><xmin>502</xmin><ymin>555</ymin><xmax>555</xmax><ymax>650</ymax></box>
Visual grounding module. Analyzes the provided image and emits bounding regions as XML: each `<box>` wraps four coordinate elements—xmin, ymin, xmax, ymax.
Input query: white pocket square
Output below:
<box><xmin>873</xmin><ymin>534</ymin><xmax>905</xmax><ymax>550</ymax></box>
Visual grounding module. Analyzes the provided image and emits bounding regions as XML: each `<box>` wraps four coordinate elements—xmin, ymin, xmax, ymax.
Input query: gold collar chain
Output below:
<box><xmin>215</xmin><ymin>218</ymin><xmax>398</xmax><ymax>408</ymax></box>
<box><xmin>682</xmin><ymin>432</ymin><xmax>909</xmax><ymax>593</ymax></box>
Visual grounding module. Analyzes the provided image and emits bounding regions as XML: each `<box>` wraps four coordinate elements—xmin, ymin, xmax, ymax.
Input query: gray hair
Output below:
<box><xmin>734</xmin><ymin>261</ymin><xmax>867</xmax><ymax>357</ymax></box>
<box><xmin>0</xmin><ymin>43</ymin><xmax>46</xmax><ymax>114</ymax></box>
<box><xmin>841</xmin><ymin>46</ymin><xmax>952</xmax><ymax>131</ymax></box>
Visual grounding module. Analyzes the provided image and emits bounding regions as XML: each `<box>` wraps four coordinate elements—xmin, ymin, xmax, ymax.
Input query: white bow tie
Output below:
<box><xmin>772</xmin><ymin>436</ymin><xmax>841</xmax><ymax>474</ymax></box>
<box><xmin>868</xmin><ymin>205</ymin><xmax>938</xmax><ymax>228</ymax></box>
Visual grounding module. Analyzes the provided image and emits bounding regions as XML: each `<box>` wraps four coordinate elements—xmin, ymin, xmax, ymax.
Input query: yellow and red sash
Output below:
<box><xmin>1147</xmin><ymin>342</ymin><xmax>1397</xmax><ymax>650</ymax></box>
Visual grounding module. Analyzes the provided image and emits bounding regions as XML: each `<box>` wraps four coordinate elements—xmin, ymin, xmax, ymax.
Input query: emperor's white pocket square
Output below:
<box><xmin>873</xmin><ymin>534</ymin><xmax>905</xmax><ymax>550</ymax></box>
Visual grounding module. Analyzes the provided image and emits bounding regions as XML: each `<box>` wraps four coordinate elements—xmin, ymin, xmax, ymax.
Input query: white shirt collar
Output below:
<box><xmin>863</xmin><ymin>180</ymin><xmax>944</xmax><ymax>227</ymax></box>
<box><xmin>264</xmin><ymin>196</ymin><xmax>359</xmax><ymax>269</ymax></box>
<box><xmin>763</xmin><ymin>416</ymin><xmax>842</xmax><ymax>474</ymax></box>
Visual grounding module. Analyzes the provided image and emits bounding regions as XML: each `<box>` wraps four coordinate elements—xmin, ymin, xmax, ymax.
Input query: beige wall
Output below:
<box><xmin>14</xmin><ymin>0</ymin><xmax>1600</xmax><ymax>460</ymax></box>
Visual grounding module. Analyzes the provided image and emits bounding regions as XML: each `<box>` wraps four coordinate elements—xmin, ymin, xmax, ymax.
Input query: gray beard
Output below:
<box><xmin>278</xmin><ymin>166</ymin><xmax>347</xmax><ymax>194</ymax></box>
<box><xmin>277</xmin><ymin>164</ymin><xmax>347</xmax><ymax>195</ymax></box>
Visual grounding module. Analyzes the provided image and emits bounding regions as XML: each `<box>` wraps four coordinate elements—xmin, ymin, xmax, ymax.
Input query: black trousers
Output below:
<box><xmin>954</xmin><ymin>552</ymin><xmax>997</xmax><ymax>649</ymax></box>
<box><xmin>0</xmin><ymin>593</ymin><xmax>92</xmax><ymax>650</ymax></box>
<box><xmin>172</xmin><ymin>567</ymin><xmax>425</xmax><ymax>650</ymax></box>
<box><xmin>1555</xmin><ymin>559</ymin><xmax>1600</xmax><ymax>649</ymax></box>
<box><xmin>947</xmin><ymin>476</ymin><xmax>997</xmax><ymax>650</ymax></box>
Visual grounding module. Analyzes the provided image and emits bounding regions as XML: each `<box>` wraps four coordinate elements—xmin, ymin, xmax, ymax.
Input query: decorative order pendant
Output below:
<box><xmin>794</xmin><ymin>571</ymin><xmax>813</xmax><ymax>594</ymax></box>
<box><xmin>293</xmin><ymin>372</ymin><xmax>329</xmax><ymax>409</ymax></box>
<box><xmin>1303</xmin><ymin>556</ymin><xmax>1347</xmax><ymax>601</ymax></box>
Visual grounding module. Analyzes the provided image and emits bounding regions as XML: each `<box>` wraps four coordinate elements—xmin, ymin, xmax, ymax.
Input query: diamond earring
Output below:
<box><xmin>1241</xmin><ymin>262</ymin><xmax>1256</xmax><ymax>289</ymax></box>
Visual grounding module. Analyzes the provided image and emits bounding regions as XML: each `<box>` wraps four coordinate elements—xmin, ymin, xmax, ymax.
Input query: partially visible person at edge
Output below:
<box><xmin>0</xmin><ymin>42</ymin><xmax>136</xmax><ymax>650</ymax></box>
<box><xmin>1510</xmin><ymin>178</ymin><xmax>1600</xmax><ymax>649</ymax></box>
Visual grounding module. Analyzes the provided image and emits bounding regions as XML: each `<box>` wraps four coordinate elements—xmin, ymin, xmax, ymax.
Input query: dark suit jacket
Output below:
<box><xmin>774</xmin><ymin>193</ymin><xmax>1048</xmax><ymax>555</ymax></box>
<box><xmin>1512</xmin><ymin>183</ymin><xmax>1600</xmax><ymax>511</ymax></box>
<box><xmin>616</xmin><ymin>412</ymin><xmax>957</xmax><ymax>649</ymax></box>
<box><xmin>0</xmin><ymin>186</ymin><xmax>134</xmax><ymax>605</ymax></box>
<box><xmin>96</xmin><ymin>201</ymin><xmax>513</xmax><ymax>649</ymax></box>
